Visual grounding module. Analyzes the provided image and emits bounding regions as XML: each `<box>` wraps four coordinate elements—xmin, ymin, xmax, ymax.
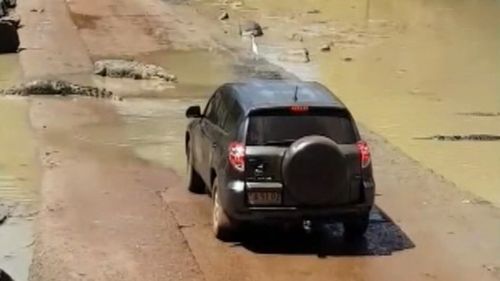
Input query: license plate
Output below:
<box><xmin>248</xmin><ymin>191</ymin><xmax>282</xmax><ymax>205</ymax></box>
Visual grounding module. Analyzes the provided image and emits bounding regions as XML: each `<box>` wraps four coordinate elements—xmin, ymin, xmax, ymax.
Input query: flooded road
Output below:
<box><xmin>93</xmin><ymin>49</ymin><xmax>497</xmax><ymax>281</ymax></box>
<box><xmin>0</xmin><ymin>55</ymin><xmax>38</xmax><ymax>281</ymax></box>
<box><xmin>199</xmin><ymin>0</ymin><xmax>500</xmax><ymax>205</ymax></box>
<box><xmin>1</xmin><ymin>0</ymin><xmax>499</xmax><ymax>279</ymax></box>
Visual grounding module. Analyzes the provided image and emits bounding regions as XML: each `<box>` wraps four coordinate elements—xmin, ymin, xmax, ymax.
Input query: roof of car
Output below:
<box><xmin>223</xmin><ymin>80</ymin><xmax>347</xmax><ymax>112</ymax></box>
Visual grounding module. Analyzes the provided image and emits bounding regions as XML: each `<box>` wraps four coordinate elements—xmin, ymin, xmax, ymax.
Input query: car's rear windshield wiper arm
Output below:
<box><xmin>261</xmin><ymin>139</ymin><xmax>296</xmax><ymax>146</ymax></box>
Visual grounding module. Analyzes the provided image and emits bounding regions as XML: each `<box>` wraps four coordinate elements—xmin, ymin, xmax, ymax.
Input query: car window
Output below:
<box><xmin>216</xmin><ymin>99</ymin><xmax>228</xmax><ymax>129</ymax></box>
<box><xmin>247</xmin><ymin>113</ymin><xmax>356</xmax><ymax>145</ymax></box>
<box><xmin>223</xmin><ymin>102</ymin><xmax>243</xmax><ymax>132</ymax></box>
<box><xmin>205</xmin><ymin>92</ymin><xmax>221</xmax><ymax>125</ymax></box>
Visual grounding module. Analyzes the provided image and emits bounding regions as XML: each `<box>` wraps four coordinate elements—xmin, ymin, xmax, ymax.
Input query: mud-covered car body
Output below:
<box><xmin>185</xmin><ymin>80</ymin><xmax>375</xmax><ymax>240</ymax></box>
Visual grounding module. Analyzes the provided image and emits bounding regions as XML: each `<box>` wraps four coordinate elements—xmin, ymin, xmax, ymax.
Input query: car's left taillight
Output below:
<box><xmin>228</xmin><ymin>142</ymin><xmax>245</xmax><ymax>172</ymax></box>
<box><xmin>357</xmin><ymin>140</ymin><xmax>371</xmax><ymax>169</ymax></box>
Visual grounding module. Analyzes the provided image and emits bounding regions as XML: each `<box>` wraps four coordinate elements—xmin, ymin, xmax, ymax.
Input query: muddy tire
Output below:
<box><xmin>343</xmin><ymin>212</ymin><xmax>370</xmax><ymax>239</ymax></box>
<box><xmin>212</xmin><ymin>178</ymin><xmax>237</xmax><ymax>241</ymax></box>
<box><xmin>186</xmin><ymin>141</ymin><xmax>205</xmax><ymax>194</ymax></box>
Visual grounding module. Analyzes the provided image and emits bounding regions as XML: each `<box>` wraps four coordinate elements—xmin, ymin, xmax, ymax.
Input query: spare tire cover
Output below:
<box><xmin>282</xmin><ymin>136</ymin><xmax>348</xmax><ymax>206</ymax></box>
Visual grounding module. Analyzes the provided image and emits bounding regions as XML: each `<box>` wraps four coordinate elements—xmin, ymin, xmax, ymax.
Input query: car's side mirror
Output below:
<box><xmin>186</xmin><ymin>106</ymin><xmax>202</xmax><ymax>118</ymax></box>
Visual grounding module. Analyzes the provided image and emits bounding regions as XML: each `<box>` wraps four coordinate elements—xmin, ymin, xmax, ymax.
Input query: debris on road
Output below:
<box><xmin>29</xmin><ymin>8</ymin><xmax>44</xmax><ymax>13</ymax></box>
<box><xmin>94</xmin><ymin>59</ymin><xmax>177</xmax><ymax>82</ymax></box>
<box><xmin>0</xmin><ymin>269</ymin><xmax>14</xmax><ymax>281</ymax></box>
<box><xmin>287</xmin><ymin>32</ymin><xmax>304</xmax><ymax>42</ymax></box>
<box><xmin>0</xmin><ymin>0</ymin><xmax>20</xmax><ymax>53</ymax></box>
<box><xmin>0</xmin><ymin>206</ymin><xmax>8</xmax><ymax>225</ymax></box>
<box><xmin>218</xmin><ymin>11</ymin><xmax>229</xmax><ymax>21</ymax></box>
<box><xmin>0</xmin><ymin>80</ymin><xmax>115</xmax><ymax>99</ymax></box>
<box><xmin>307</xmin><ymin>9</ymin><xmax>321</xmax><ymax>14</ymax></box>
<box><xmin>239</xmin><ymin>20</ymin><xmax>263</xmax><ymax>37</ymax></box>
<box><xmin>1</xmin><ymin>13</ymin><xmax>20</xmax><ymax>28</ymax></box>
<box><xmin>278</xmin><ymin>48</ymin><xmax>310</xmax><ymax>63</ymax></box>
<box><xmin>230</xmin><ymin>1</ymin><xmax>243</xmax><ymax>9</ymax></box>
<box><xmin>320</xmin><ymin>43</ymin><xmax>332</xmax><ymax>52</ymax></box>
<box><xmin>0</xmin><ymin>19</ymin><xmax>19</xmax><ymax>53</ymax></box>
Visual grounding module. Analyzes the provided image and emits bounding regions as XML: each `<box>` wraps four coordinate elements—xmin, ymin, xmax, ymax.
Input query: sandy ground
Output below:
<box><xmin>2</xmin><ymin>0</ymin><xmax>498</xmax><ymax>280</ymax></box>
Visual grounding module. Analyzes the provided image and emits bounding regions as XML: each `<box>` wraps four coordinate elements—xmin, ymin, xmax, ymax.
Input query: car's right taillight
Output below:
<box><xmin>228</xmin><ymin>142</ymin><xmax>245</xmax><ymax>172</ymax></box>
<box><xmin>357</xmin><ymin>141</ymin><xmax>371</xmax><ymax>169</ymax></box>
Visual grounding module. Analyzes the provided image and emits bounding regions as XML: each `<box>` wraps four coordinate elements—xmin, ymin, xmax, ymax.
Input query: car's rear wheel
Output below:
<box><xmin>186</xmin><ymin>141</ymin><xmax>205</xmax><ymax>194</ymax></box>
<box><xmin>343</xmin><ymin>211</ymin><xmax>370</xmax><ymax>239</ymax></box>
<box><xmin>212</xmin><ymin>178</ymin><xmax>237</xmax><ymax>241</ymax></box>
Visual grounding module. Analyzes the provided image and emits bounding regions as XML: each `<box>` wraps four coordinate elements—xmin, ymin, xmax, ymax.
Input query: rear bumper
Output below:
<box><xmin>219</xmin><ymin>180</ymin><xmax>375</xmax><ymax>223</ymax></box>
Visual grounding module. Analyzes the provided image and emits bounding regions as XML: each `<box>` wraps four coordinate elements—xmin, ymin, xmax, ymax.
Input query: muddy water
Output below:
<box><xmin>227</xmin><ymin>0</ymin><xmax>500</xmax><ymax>205</ymax></box>
<box><xmin>0</xmin><ymin>55</ymin><xmax>38</xmax><ymax>281</ymax></box>
<box><xmin>0</xmin><ymin>54</ymin><xmax>22</xmax><ymax>89</ymax></box>
<box><xmin>69</xmin><ymin>50</ymin><xmax>236</xmax><ymax>174</ymax></box>
<box><xmin>0</xmin><ymin>54</ymin><xmax>38</xmax><ymax>202</ymax></box>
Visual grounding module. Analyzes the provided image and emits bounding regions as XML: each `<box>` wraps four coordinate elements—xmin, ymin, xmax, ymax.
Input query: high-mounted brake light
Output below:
<box><xmin>357</xmin><ymin>141</ymin><xmax>371</xmax><ymax>169</ymax></box>
<box><xmin>228</xmin><ymin>142</ymin><xmax>245</xmax><ymax>172</ymax></box>
<box><xmin>290</xmin><ymin>105</ymin><xmax>309</xmax><ymax>113</ymax></box>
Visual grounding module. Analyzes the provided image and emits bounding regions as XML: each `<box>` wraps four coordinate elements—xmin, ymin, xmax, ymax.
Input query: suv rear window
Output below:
<box><xmin>246</xmin><ymin>112</ymin><xmax>356</xmax><ymax>145</ymax></box>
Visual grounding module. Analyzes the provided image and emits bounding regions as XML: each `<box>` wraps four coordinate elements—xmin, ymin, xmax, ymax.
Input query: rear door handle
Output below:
<box><xmin>212</xmin><ymin>142</ymin><xmax>217</xmax><ymax>148</ymax></box>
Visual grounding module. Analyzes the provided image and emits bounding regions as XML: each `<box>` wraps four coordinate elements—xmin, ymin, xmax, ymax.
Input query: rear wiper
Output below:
<box><xmin>262</xmin><ymin>139</ymin><xmax>296</xmax><ymax>146</ymax></box>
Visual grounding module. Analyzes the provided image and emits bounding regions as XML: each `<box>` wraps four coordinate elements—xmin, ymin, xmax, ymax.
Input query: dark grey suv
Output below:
<box><xmin>185</xmin><ymin>80</ymin><xmax>375</xmax><ymax>241</ymax></box>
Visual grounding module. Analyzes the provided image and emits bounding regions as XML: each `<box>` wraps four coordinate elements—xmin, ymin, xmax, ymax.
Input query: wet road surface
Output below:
<box><xmin>52</xmin><ymin>48</ymin><xmax>496</xmax><ymax>281</ymax></box>
<box><xmin>0</xmin><ymin>0</ymin><xmax>499</xmax><ymax>280</ymax></box>
<box><xmin>0</xmin><ymin>54</ymin><xmax>38</xmax><ymax>281</ymax></box>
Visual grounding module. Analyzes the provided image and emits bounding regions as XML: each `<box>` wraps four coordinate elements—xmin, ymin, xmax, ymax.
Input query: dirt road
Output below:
<box><xmin>0</xmin><ymin>0</ymin><xmax>498</xmax><ymax>280</ymax></box>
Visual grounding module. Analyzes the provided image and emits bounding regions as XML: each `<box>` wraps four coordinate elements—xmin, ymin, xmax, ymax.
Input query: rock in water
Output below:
<box><xmin>0</xmin><ymin>21</ymin><xmax>19</xmax><ymax>53</ymax></box>
<box><xmin>94</xmin><ymin>59</ymin><xmax>177</xmax><ymax>82</ymax></box>
<box><xmin>218</xmin><ymin>11</ymin><xmax>229</xmax><ymax>21</ymax></box>
<box><xmin>239</xmin><ymin>20</ymin><xmax>263</xmax><ymax>37</ymax></box>
<box><xmin>0</xmin><ymin>80</ymin><xmax>114</xmax><ymax>98</ymax></box>
<box><xmin>0</xmin><ymin>269</ymin><xmax>14</xmax><ymax>281</ymax></box>
<box><xmin>5</xmin><ymin>0</ymin><xmax>16</xmax><ymax>8</ymax></box>
<box><xmin>287</xmin><ymin>32</ymin><xmax>303</xmax><ymax>42</ymax></box>
<box><xmin>0</xmin><ymin>205</ymin><xmax>8</xmax><ymax>225</ymax></box>
<box><xmin>307</xmin><ymin>9</ymin><xmax>321</xmax><ymax>14</ymax></box>
<box><xmin>278</xmin><ymin>48</ymin><xmax>310</xmax><ymax>63</ymax></box>
<box><xmin>1</xmin><ymin>13</ymin><xmax>20</xmax><ymax>28</ymax></box>
<box><xmin>320</xmin><ymin>42</ymin><xmax>334</xmax><ymax>52</ymax></box>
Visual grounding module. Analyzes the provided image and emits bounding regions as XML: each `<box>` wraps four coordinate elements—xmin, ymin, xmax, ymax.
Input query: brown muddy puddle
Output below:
<box><xmin>0</xmin><ymin>54</ymin><xmax>39</xmax><ymax>281</ymax></box>
<box><xmin>197</xmin><ymin>0</ymin><xmax>500</xmax><ymax>205</ymax></box>
<box><xmin>63</xmin><ymin>50</ymin><xmax>237</xmax><ymax>174</ymax></box>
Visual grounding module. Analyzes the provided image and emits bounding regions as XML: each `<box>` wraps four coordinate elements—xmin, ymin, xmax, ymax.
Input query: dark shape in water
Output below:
<box><xmin>94</xmin><ymin>59</ymin><xmax>177</xmax><ymax>82</ymax></box>
<box><xmin>0</xmin><ymin>21</ymin><xmax>19</xmax><ymax>53</ymax></box>
<box><xmin>239</xmin><ymin>20</ymin><xmax>263</xmax><ymax>37</ymax></box>
<box><xmin>0</xmin><ymin>80</ymin><xmax>115</xmax><ymax>99</ymax></box>
<box><xmin>0</xmin><ymin>269</ymin><xmax>14</xmax><ymax>281</ymax></box>
<box><xmin>415</xmin><ymin>134</ymin><xmax>500</xmax><ymax>141</ymax></box>
<box><xmin>457</xmin><ymin>112</ymin><xmax>500</xmax><ymax>117</ymax></box>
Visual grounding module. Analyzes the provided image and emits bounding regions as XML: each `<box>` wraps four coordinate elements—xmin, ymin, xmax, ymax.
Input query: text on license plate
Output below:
<box><xmin>247</xmin><ymin>191</ymin><xmax>282</xmax><ymax>205</ymax></box>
